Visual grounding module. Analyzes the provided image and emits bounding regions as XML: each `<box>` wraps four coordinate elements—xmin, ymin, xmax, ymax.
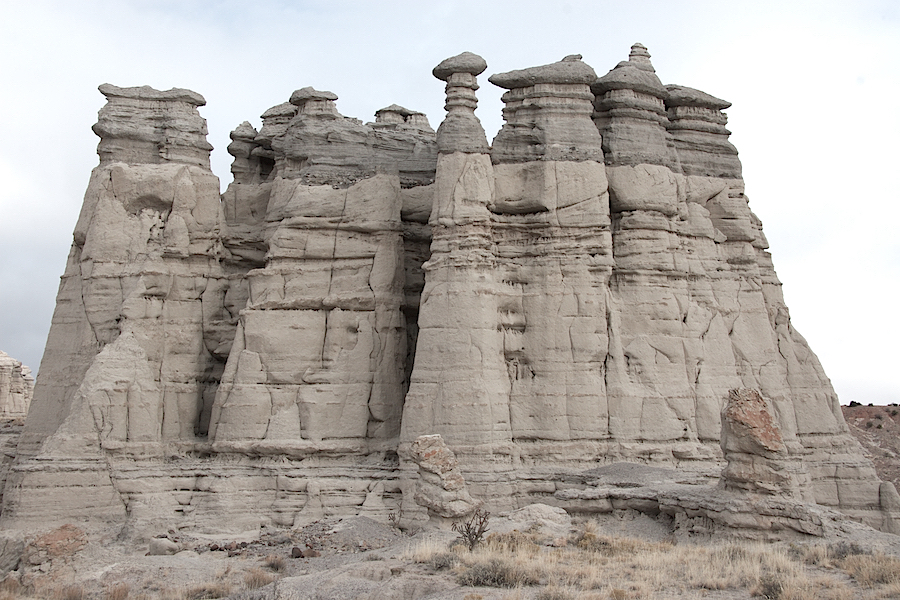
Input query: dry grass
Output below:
<box><xmin>57</xmin><ymin>585</ymin><xmax>85</xmax><ymax>600</ymax></box>
<box><xmin>407</xmin><ymin>520</ymin><xmax>900</xmax><ymax>599</ymax></box>
<box><xmin>177</xmin><ymin>582</ymin><xmax>233</xmax><ymax>600</ymax></box>
<box><xmin>104</xmin><ymin>583</ymin><xmax>130</xmax><ymax>600</ymax></box>
<box><xmin>456</xmin><ymin>556</ymin><xmax>540</xmax><ymax>588</ymax></box>
<box><xmin>0</xmin><ymin>578</ymin><xmax>21</xmax><ymax>600</ymax></box>
<box><xmin>839</xmin><ymin>553</ymin><xmax>900</xmax><ymax>587</ymax></box>
<box><xmin>242</xmin><ymin>567</ymin><xmax>275</xmax><ymax>590</ymax></box>
<box><xmin>263</xmin><ymin>553</ymin><xmax>286</xmax><ymax>572</ymax></box>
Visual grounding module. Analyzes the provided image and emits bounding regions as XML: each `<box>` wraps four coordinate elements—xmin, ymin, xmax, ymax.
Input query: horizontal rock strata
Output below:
<box><xmin>3</xmin><ymin>45</ymin><xmax>893</xmax><ymax>537</ymax></box>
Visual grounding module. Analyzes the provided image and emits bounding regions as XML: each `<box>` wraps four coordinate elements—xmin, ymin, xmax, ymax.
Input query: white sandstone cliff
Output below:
<box><xmin>2</xmin><ymin>45</ymin><xmax>894</xmax><ymax>536</ymax></box>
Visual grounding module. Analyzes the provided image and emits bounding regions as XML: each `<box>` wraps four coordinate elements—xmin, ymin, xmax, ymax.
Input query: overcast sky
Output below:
<box><xmin>1</xmin><ymin>0</ymin><xmax>897</xmax><ymax>404</ymax></box>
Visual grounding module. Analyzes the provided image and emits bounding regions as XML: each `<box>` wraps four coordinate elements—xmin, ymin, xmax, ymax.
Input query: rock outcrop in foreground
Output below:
<box><xmin>3</xmin><ymin>45</ymin><xmax>894</xmax><ymax>537</ymax></box>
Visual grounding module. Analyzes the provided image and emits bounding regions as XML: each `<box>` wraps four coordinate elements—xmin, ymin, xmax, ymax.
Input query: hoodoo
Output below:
<box><xmin>4</xmin><ymin>45</ymin><xmax>895</xmax><ymax>536</ymax></box>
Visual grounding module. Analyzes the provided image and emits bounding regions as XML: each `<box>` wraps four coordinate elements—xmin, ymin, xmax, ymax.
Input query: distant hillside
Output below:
<box><xmin>843</xmin><ymin>403</ymin><xmax>900</xmax><ymax>492</ymax></box>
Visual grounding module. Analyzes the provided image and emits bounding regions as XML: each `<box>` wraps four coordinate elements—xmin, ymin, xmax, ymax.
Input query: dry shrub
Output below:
<box><xmin>243</xmin><ymin>567</ymin><xmax>275</xmax><ymax>590</ymax></box>
<box><xmin>179</xmin><ymin>582</ymin><xmax>233</xmax><ymax>600</ymax></box>
<box><xmin>453</xmin><ymin>509</ymin><xmax>491</xmax><ymax>551</ymax></box>
<box><xmin>404</xmin><ymin>537</ymin><xmax>449</xmax><ymax>563</ymax></box>
<box><xmin>827</xmin><ymin>541</ymin><xmax>868</xmax><ymax>560</ymax></box>
<box><xmin>56</xmin><ymin>584</ymin><xmax>85</xmax><ymax>600</ymax></box>
<box><xmin>793</xmin><ymin>544</ymin><xmax>830</xmax><ymax>567</ymax></box>
<box><xmin>575</xmin><ymin>529</ymin><xmax>668</xmax><ymax>557</ymax></box>
<box><xmin>263</xmin><ymin>553</ymin><xmax>286</xmax><ymax>572</ymax></box>
<box><xmin>485</xmin><ymin>530</ymin><xmax>541</xmax><ymax>555</ymax></box>
<box><xmin>753</xmin><ymin>573</ymin><xmax>785</xmax><ymax>599</ymax></box>
<box><xmin>751</xmin><ymin>570</ymin><xmax>856</xmax><ymax>600</ymax></box>
<box><xmin>105</xmin><ymin>582</ymin><xmax>131</xmax><ymax>600</ymax></box>
<box><xmin>457</xmin><ymin>556</ymin><xmax>539</xmax><ymax>588</ymax></box>
<box><xmin>535</xmin><ymin>586</ymin><xmax>574</xmax><ymax>600</ymax></box>
<box><xmin>0</xmin><ymin>577</ymin><xmax>20</xmax><ymax>600</ymax></box>
<box><xmin>609</xmin><ymin>590</ymin><xmax>627</xmax><ymax>600</ymax></box>
<box><xmin>839</xmin><ymin>553</ymin><xmax>900</xmax><ymax>587</ymax></box>
<box><xmin>428</xmin><ymin>551</ymin><xmax>458</xmax><ymax>570</ymax></box>
<box><xmin>874</xmin><ymin>581</ymin><xmax>900</xmax><ymax>599</ymax></box>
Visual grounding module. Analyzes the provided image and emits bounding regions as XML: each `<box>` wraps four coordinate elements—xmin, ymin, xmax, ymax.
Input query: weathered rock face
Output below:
<box><xmin>720</xmin><ymin>388</ymin><xmax>812</xmax><ymax>499</ymax></box>
<box><xmin>0</xmin><ymin>352</ymin><xmax>33</xmax><ymax>419</ymax></box>
<box><xmin>409</xmin><ymin>434</ymin><xmax>479</xmax><ymax>520</ymax></box>
<box><xmin>4</xmin><ymin>85</ymin><xmax>225</xmax><ymax>528</ymax></box>
<box><xmin>3</xmin><ymin>45</ymin><xmax>893</xmax><ymax>535</ymax></box>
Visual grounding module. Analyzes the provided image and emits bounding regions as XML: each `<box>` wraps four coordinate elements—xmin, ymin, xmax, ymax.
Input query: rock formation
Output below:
<box><xmin>0</xmin><ymin>352</ymin><xmax>33</xmax><ymax>419</ymax></box>
<box><xmin>3</xmin><ymin>44</ymin><xmax>895</xmax><ymax>537</ymax></box>
<box><xmin>409</xmin><ymin>434</ymin><xmax>479</xmax><ymax>521</ymax></box>
<box><xmin>720</xmin><ymin>388</ymin><xmax>812</xmax><ymax>499</ymax></box>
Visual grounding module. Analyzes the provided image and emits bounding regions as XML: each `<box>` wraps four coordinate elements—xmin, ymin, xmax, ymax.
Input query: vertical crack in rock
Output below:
<box><xmin>5</xmin><ymin>45</ymin><xmax>895</xmax><ymax>535</ymax></box>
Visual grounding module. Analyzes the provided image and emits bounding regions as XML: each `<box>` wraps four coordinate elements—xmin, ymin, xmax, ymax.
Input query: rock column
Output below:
<box><xmin>4</xmin><ymin>85</ymin><xmax>224</xmax><ymax>528</ymax></box>
<box><xmin>400</xmin><ymin>52</ymin><xmax>515</xmax><ymax>524</ymax></box>
<box><xmin>487</xmin><ymin>56</ymin><xmax>613</xmax><ymax>453</ymax></box>
<box><xmin>210</xmin><ymin>88</ymin><xmax>408</xmax><ymax>445</ymax></box>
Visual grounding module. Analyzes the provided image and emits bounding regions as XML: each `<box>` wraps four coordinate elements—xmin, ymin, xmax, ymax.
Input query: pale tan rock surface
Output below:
<box><xmin>2</xmin><ymin>45</ymin><xmax>894</xmax><ymax>536</ymax></box>
<box><xmin>0</xmin><ymin>352</ymin><xmax>33</xmax><ymax>419</ymax></box>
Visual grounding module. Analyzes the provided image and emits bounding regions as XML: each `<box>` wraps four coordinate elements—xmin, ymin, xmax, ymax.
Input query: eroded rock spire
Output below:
<box><xmin>432</xmin><ymin>51</ymin><xmax>489</xmax><ymax>154</ymax></box>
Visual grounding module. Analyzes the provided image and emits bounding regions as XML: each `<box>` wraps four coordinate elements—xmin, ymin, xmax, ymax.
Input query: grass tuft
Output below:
<box><xmin>457</xmin><ymin>556</ymin><xmax>539</xmax><ymax>588</ymax></box>
<box><xmin>839</xmin><ymin>553</ymin><xmax>900</xmax><ymax>587</ymax></box>
<box><xmin>105</xmin><ymin>582</ymin><xmax>131</xmax><ymax>600</ymax></box>
<box><xmin>263</xmin><ymin>553</ymin><xmax>286</xmax><ymax>572</ymax></box>
<box><xmin>243</xmin><ymin>567</ymin><xmax>276</xmax><ymax>590</ymax></box>
<box><xmin>179</xmin><ymin>582</ymin><xmax>233</xmax><ymax>600</ymax></box>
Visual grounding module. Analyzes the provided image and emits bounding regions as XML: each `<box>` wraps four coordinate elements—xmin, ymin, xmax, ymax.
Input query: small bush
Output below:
<box><xmin>827</xmin><ymin>542</ymin><xmax>867</xmax><ymax>560</ymax></box>
<box><xmin>452</xmin><ymin>509</ymin><xmax>491</xmax><ymax>551</ymax></box>
<box><xmin>485</xmin><ymin>530</ymin><xmax>540</xmax><ymax>554</ymax></box>
<box><xmin>536</xmin><ymin>586</ymin><xmax>575</xmax><ymax>600</ymax></box>
<box><xmin>243</xmin><ymin>568</ymin><xmax>275</xmax><ymax>590</ymax></box>
<box><xmin>457</xmin><ymin>557</ymin><xmax>538</xmax><ymax>588</ymax></box>
<box><xmin>105</xmin><ymin>583</ymin><xmax>131</xmax><ymax>600</ymax></box>
<box><xmin>428</xmin><ymin>551</ymin><xmax>458</xmax><ymax>570</ymax></box>
<box><xmin>840</xmin><ymin>553</ymin><xmax>900</xmax><ymax>586</ymax></box>
<box><xmin>0</xmin><ymin>578</ymin><xmax>21</xmax><ymax>598</ymax></box>
<box><xmin>848</xmin><ymin>401</ymin><xmax>860</xmax><ymax>407</ymax></box>
<box><xmin>180</xmin><ymin>582</ymin><xmax>233</xmax><ymax>600</ymax></box>
<box><xmin>891</xmin><ymin>409</ymin><xmax>898</xmax><ymax>416</ymax></box>
<box><xmin>866</xmin><ymin>421</ymin><xmax>873</xmax><ymax>428</ymax></box>
<box><xmin>577</xmin><ymin>532</ymin><xmax>663</xmax><ymax>556</ymax></box>
<box><xmin>875</xmin><ymin>414</ymin><xmax>884</xmax><ymax>420</ymax></box>
<box><xmin>58</xmin><ymin>585</ymin><xmax>85</xmax><ymax>600</ymax></box>
<box><xmin>754</xmin><ymin>573</ymin><xmax>784</xmax><ymax>599</ymax></box>
<box><xmin>263</xmin><ymin>554</ymin><xmax>285</xmax><ymax>572</ymax></box>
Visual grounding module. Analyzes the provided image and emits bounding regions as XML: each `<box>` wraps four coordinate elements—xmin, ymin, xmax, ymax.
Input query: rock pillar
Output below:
<box><xmin>3</xmin><ymin>85</ymin><xmax>224</xmax><ymax>528</ymax></box>
<box><xmin>400</xmin><ymin>52</ymin><xmax>514</xmax><ymax>525</ymax></box>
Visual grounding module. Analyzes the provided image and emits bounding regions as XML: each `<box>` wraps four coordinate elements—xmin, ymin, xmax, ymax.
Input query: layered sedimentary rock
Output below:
<box><xmin>400</xmin><ymin>53</ymin><xmax>614</xmax><ymax>522</ymax></box>
<box><xmin>409</xmin><ymin>434</ymin><xmax>479</xmax><ymax>521</ymax></box>
<box><xmin>3</xmin><ymin>44</ymin><xmax>894</xmax><ymax>535</ymax></box>
<box><xmin>3</xmin><ymin>85</ymin><xmax>226</xmax><ymax>527</ymax></box>
<box><xmin>0</xmin><ymin>352</ymin><xmax>33</xmax><ymax>419</ymax></box>
<box><xmin>720</xmin><ymin>388</ymin><xmax>811</xmax><ymax>499</ymax></box>
<box><xmin>4</xmin><ymin>81</ymin><xmax>437</xmax><ymax>533</ymax></box>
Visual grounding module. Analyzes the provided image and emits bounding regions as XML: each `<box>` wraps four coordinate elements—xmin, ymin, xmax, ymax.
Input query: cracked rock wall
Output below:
<box><xmin>3</xmin><ymin>45</ymin><xmax>893</xmax><ymax>534</ymax></box>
